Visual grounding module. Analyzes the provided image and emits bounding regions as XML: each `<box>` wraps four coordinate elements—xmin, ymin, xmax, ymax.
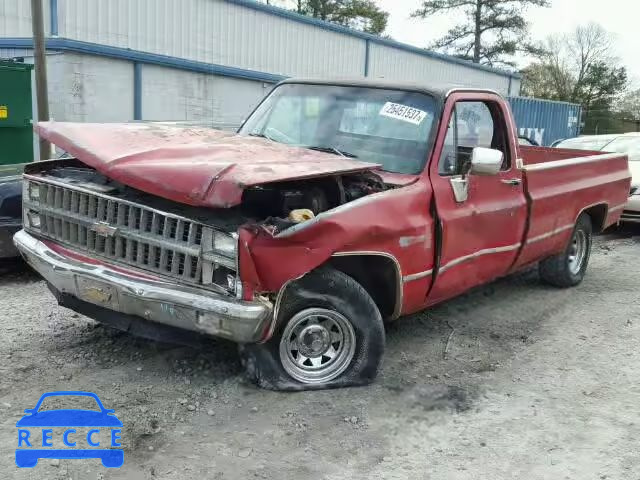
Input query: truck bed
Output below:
<box><xmin>512</xmin><ymin>146</ymin><xmax>630</xmax><ymax>270</ymax></box>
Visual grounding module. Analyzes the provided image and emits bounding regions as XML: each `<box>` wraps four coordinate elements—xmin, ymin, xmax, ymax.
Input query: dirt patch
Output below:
<box><xmin>1</xmin><ymin>231</ymin><xmax>639</xmax><ymax>479</ymax></box>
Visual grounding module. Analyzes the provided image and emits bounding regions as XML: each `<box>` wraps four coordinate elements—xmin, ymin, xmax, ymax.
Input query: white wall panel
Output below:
<box><xmin>510</xmin><ymin>78</ymin><xmax>522</xmax><ymax>97</ymax></box>
<box><xmin>368</xmin><ymin>43</ymin><xmax>513</xmax><ymax>96</ymax></box>
<box><xmin>0</xmin><ymin>0</ymin><xmax>51</xmax><ymax>36</ymax></box>
<box><xmin>0</xmin><ymin>48</ymin><xmax>33</xmax><ymax>59</ymax></box>
<box><xmin>141</xmin><ymin>64</ymin><xmax>268</xmax><ymax>125</ymax></box>
<box><xmin>47</xmin><ymin>53</ymin><xmax>69</xmax><ymax>123</ymax></box>
<box><xmin>58</xmin><ymin>0</ymin><xmax>365</xmax><ymax>78</ymax></box>
<box><xmin>52</xmin><ymin>53</ymin><xmax>134</xmax><ymax>122</ymax></box>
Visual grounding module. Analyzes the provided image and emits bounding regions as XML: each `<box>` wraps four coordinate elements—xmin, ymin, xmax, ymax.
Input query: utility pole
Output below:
<box><xmin>31</xmin><ymin>0</ymin><xmax>51</xmax><ymax>159</ymax></box>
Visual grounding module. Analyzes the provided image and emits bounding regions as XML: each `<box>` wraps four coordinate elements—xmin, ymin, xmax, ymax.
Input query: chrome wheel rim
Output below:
<box><xmin>568</xmin><ymin>229</ymin><xmax>587</xmax><ymax>275</ymax></box>
<box><xmin>279</xmin><ymin>308</ymin><xmax>356</xmax><ymax>384</ymax></box>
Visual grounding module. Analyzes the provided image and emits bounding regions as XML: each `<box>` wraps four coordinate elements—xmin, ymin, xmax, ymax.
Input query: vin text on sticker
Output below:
<box><xmin>379</xmin><ymin>102</ymin><xmax>427</xmax><ymax>125</ymax></box>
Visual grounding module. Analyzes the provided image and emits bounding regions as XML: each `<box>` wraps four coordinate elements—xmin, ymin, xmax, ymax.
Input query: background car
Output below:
<box><xmin>555</xmin><ymin>133</ymin><xmax>640</xmax><ymax>223</ymax></box>
<box><xmin>518</xmin><ymin>135</ymin><xmax>539</xmax><ymax>146</ymax></box>
<box><xmin>0</xmin><ymin>164</ymin><xmax>25</xmax><ymax>259</ymax></box>
<box><xmin>553</xmin><ymin>134</ymin><xmax>622</xmax><ymax>151</ymax></box>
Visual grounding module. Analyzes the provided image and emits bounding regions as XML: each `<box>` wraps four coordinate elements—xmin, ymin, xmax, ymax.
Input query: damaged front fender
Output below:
<box><xmin>238</xmin><ymin>181</ymin><xmax>436</xmax><ymax>312</ymax></box>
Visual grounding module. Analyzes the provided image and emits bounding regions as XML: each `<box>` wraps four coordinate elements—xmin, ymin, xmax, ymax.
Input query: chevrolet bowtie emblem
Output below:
<box><xmin>90</xmin><ymin>221</ymin><xmax>119</xmax><ymax>237</ymax></box>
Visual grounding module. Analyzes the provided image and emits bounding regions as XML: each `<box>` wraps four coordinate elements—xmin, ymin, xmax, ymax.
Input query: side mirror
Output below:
<box><xmin>470</xmin><ymin>147</ymin><xmax>503</xmax><ymax>176</ymax></box>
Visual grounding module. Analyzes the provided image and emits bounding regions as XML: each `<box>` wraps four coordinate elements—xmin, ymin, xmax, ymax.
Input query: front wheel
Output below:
<box><xmin>240</xmin><ymin>268</ymin><xmax>385</xmax><ymax>391</ymax></box>
<box><xmin>539</xmin><ymin>213</ymin><xmax>592</xmax><ymax>287</ymax></box>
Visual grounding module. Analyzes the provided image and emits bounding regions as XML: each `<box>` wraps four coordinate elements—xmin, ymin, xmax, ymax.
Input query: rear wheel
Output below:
<box><xmin>240</xmin><ymin>268</ymin><xmax>385</xmax><ymax>391</ymax></box>
<box><xmin>539</xmin><ymin>213</ymin><xmax>592</xmax><ymax>287</ymax></box>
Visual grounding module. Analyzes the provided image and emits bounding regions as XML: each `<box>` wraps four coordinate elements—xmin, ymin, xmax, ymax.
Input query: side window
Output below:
<box><xmin>438</xmin><ymin>101</ymin><xmax>510</xmax><ymax>176</ymax></box>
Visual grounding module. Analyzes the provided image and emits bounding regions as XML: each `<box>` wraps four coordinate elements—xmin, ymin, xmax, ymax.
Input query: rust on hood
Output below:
<box><xmin>35</xmin><ymin>122</ymin><xmax>381</xmax><ymax>208</ymax></box>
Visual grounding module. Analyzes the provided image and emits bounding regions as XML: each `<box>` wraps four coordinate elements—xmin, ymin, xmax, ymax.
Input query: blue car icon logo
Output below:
<box><xmin>16</xmin><ymin>391</ymin><xmax>123</xmax><ymax>468</ymax></box>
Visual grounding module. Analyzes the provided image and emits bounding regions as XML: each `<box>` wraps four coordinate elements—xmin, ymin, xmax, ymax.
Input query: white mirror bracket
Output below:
<box><xmin>450</xmin><ymin>176</ymin><xmax>468</xmax><ymax>203</ymax></box>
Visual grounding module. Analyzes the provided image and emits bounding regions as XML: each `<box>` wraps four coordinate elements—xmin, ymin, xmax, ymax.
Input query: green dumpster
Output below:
<box><xmin>0</xmin><ymin>60</ymin><xmax>34</xmax><ymax>166</ymax></box>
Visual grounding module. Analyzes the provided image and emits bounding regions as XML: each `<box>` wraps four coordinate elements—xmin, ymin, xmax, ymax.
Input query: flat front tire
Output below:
<box><xmin>539</xmin><ymin>213</ymin><xmax>593</xmax><ymax>287</ymax></box>
<box><xmin>240</xmin><ymin>268</ymin><xmax>385</xmax><ymax>391</ymax></box>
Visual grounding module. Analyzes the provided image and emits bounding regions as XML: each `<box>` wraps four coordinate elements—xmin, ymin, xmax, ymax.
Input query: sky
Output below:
<box><xmin>376</xmin><ymin>0</ymin><xmax>640</xmax><ymax>83</ymax></box>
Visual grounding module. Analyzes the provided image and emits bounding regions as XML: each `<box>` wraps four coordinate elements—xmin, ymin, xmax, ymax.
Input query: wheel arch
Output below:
<box><xmin>266</xmin><ymin>252</ymin><xmax>402</xmax><ymax>343</ymax></box>
<box><xmin>327</xmin><ymin>251</ymin><xmax>402</xmax><ymax>321</ymax></box>
<box><xmin>580</xmin><ymin>203</ymin><xmax>608</xmax><ymax>232</ymax></box>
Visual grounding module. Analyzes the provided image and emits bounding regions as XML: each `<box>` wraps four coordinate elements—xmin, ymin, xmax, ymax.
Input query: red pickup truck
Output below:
<box><xmin>14</xmin><ymin>79</ymin><xmax>630</xmax><ymax>390</ymax></box>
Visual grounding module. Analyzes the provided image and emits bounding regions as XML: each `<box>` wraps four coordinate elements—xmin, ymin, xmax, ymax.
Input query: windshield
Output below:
<box><xmin>554</xmin><ymin>135</ymin><xmax>621</xmax><ymax>151</ymax></box>
<box><xmin>601</xmin><ymin>136</ymin><xmax>640</xmax><ymax>161</ymax></box>
<box><xmin>239</xmin><ymin>84</ymin><xmax>437</xmax><ymax>174</ymax></box>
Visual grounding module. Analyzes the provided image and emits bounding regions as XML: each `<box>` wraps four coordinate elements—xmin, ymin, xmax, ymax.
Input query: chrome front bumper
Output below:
<box><xmin>14</xmin><ymin>230</ymin><xmax>273</xmax><ymax>343</ymax></box>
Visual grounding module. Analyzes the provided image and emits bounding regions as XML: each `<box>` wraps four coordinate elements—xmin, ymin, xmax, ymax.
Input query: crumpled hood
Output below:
<box><xmin>36</xmin><ymin>122</ymin><xmax>381</xmax><ymax>208</ymax></box>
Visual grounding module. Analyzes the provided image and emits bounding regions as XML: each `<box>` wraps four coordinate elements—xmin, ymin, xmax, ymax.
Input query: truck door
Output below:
<box><xmin>426</xmin><ymin>92</ymin><xmax>527</xmax><ymax>305</ymax></box>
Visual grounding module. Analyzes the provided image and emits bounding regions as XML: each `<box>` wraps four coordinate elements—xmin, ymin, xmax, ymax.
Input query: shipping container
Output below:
<box><xmin>508</xmin><ymin>96</ymin><xmax>582</xmax><ymax>146</ymax></box>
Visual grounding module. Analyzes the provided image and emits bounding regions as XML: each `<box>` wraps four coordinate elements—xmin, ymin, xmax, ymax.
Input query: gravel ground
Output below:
<box><xmin>1</xmin><ymin>228</ymin><xmax>639</xmax><ymax>479</ymax></box>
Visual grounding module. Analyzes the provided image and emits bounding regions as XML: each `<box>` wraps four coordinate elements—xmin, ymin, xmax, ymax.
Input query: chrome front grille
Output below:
<box><xmin>22</xmin><ymin>175</ymin><xmax>238</xmax><ymax>293</ymax></box>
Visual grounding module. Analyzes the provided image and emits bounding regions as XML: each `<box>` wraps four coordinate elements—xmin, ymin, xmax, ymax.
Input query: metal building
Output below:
<box><xmin>0</xmin><ymin>0</ymin><xmax>521</xmax><ymax>129</ymax></box>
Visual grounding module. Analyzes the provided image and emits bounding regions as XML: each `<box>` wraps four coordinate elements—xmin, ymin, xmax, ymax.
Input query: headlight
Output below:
<box><xmin>199</xmin><ymin>228</ymin><xmax>238</xmax><ymax>292</ymax></box>
<box><xmin>26</xmin><ymin>211</ymin><xmax>41</xmax><ymax>229</ymax></box>
<box><xmin>28</xmin><ymin>182</ymin><xmax>40</xmax><ymax>201</ymax></box>
<box><xmin>200</xmin><ymin>227</ymin><xmax>237</xmax><ymax>268</ymax></box>
<box><xmin>214</xmin><ymin>233</ymin><xmax>237</xmax><ymax>257</ymax></box>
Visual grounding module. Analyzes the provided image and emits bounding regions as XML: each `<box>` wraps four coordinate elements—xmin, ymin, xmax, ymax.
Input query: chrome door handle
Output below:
<box><xmin>501</xmin><ymin>178</ymin><xmax>521</xmax><ymax>186</ymax></box>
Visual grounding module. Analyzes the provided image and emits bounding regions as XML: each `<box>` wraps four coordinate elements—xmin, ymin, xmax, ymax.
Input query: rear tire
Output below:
<box><xmin>240</xmin><ymin>268</ymin><xmax>385</xmax><ymax>391</ymax></box>
<box><xmin>539</xmin><ymin>213</ymin><xmax>592</xmax><ymax>287</ymax></box>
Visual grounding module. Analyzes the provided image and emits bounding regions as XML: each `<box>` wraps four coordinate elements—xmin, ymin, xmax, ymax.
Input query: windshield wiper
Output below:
<box><xmin>305</xmin><ymin>146</ymin><xmax>358</xmax><ymax>158</ymax></box>
<box><xmin>248</xmin><ymin>132</ymin><xmax>274</xmax><ymax>141</ymax></box>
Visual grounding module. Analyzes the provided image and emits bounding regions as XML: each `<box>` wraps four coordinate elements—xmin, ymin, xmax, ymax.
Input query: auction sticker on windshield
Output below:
<box><xmin>379</xmin><ymin>102</ymin><xmax>427</xmax><ymax>125</ymax></box>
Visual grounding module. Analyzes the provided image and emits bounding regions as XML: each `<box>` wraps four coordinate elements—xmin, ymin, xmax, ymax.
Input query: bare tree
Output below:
<box><xmin>522</xmin><ymin>24</ymin><xmax>628</xmax><ymax>134</ymax></box>
<box><xmin>565</xmin><ymin>24</ymin><xmax>615</xmax><ymax>101</ymax></box>
<box><xmin>524</xmin><ymin>24</ymin><xmax>626</xmax><ymax>104</ymax></box>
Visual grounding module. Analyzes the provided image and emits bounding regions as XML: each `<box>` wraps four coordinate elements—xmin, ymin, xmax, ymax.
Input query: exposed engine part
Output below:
<box><xmin>241</xmin><ymin>172</ymin><xmax>387</xmax><ymax>221</ymax></box>
<box><xmin>342</xmin><ymin>171</ymin><xmax>386</xmax><ymax>202</ymax></box>
<box><xmin>288</xmin><ymin>209</ymin><xmax>315</xmax><ymax>223</ymax></box>
<box><xmin>242</xmin><ymin>183</ymin><xmax>330</xmax><ymax>218</ymax></box>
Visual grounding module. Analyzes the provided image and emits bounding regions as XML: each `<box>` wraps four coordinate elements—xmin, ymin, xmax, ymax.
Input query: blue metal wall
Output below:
<box><xmin>508</xmin><ymin>96</ymin><xmax>582</xmax><ymax>146</ymax></box>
